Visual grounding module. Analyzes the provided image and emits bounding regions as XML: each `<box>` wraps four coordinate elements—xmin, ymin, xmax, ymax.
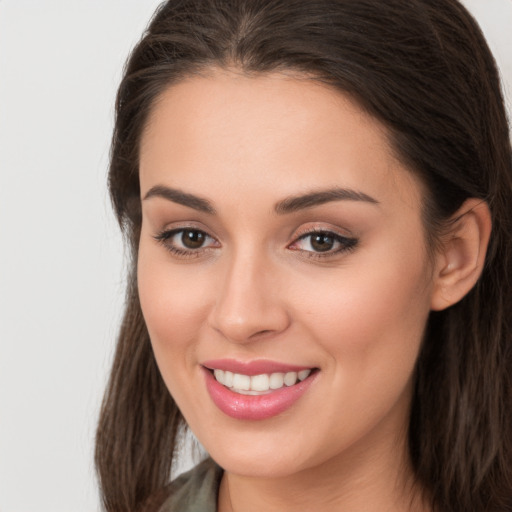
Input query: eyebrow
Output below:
<box><xmin>143</xmin><ymin>184</ymin><xmax>379</xmax><ymax>215</ymax></box>
<box><xmin>274</xmin><ymin>187</ymin><xmax>379</xmax><ymax>214</ymax></box>
<box><xmin>143</xmin><ymin>185</ymin><xmax>216</xmax><ymax>214</ymax></box>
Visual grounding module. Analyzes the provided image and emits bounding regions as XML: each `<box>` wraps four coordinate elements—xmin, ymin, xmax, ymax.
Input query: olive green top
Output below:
<box><xmin>158</xmin><ymin>458</ymin><xmax>223</xmax><ymax>512</ymax></box>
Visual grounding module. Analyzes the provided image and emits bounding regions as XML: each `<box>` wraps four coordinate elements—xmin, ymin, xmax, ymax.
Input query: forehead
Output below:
<box><xmin>139</xmin><ymin>69</ymin><xmax>422</xmax><ymax>209</ymax></box>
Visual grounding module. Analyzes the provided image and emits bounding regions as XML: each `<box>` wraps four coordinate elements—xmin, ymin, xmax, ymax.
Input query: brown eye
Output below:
<box><xmin>310</xmin><ymin>233</ymin><xmax>335</xmax><ymax>252</ymax></box>
<box><xmin>154</xmin><ymin>227</ymin><xmax>219</xmax><ymax>257</ymax></box>
<box><xmin>181</xmin><ymin>229</ymin><xmax>206</xmax><ymax>249</ymax></box>
<box><xmin>289</xmin><ymin>230</ymin><xmax>358</xmax><ymax>256</ymax></box>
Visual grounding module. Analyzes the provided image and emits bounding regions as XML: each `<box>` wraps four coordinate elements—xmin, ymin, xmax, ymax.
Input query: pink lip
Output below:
<box><xmin>202</xmin><ymin>358</ymin><xmax>312</xmax><ymax>376</ymax></box>
<box><xmin>201</xmin><ymin>365</ymin><xmax>318</xmax><ymax>421</ymax></box>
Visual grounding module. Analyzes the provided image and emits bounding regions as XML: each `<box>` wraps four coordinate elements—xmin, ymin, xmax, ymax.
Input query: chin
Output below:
<box><xmin>196</xmin><ymin>429</ymin><xmax>318</xmax><ymax>479</ymax></box>
<box><xmin>211</xmin><ymin>450</ymin><xmax>308</xmax><ymax>479</ymax></box>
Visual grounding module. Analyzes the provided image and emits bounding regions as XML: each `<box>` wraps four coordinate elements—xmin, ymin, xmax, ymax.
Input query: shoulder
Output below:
<box><xmin>157</xmin><ymin>458</ymin><xmax>223</xmax><ymax>512</ymax></box>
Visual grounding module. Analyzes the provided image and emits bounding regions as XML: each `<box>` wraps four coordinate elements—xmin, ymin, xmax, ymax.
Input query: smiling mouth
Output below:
<box><xmin>202</xmin><ymin>363</ymin><xmax>319</xmax><ymax>420</ymax></box>
<box><xmin>209</xmin><ymin>368</ymin><xmax>315</xmax><ymax>395</ymax></box>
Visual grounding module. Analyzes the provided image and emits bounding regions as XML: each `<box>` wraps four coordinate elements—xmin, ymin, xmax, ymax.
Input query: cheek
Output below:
<box><xmin>292</xmin><ymin>242</ymin><xmax>432</xmax><ymax>382</ymax></box>
<box><xmin>137</xmin><ymin>247</ymin><xmax>211</xmax><ymax>359</ymax></box>
<box><xmin>137</xmin><ymin>246</ymin><xmax>217</xmax><ymax>418</ymax></box>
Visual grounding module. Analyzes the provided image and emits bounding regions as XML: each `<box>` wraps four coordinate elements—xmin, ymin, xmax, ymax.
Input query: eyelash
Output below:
<box><xmin>153</xmin><ymin>227</ymin><xmax>358</xmax><ymax>260</ymax></box>
<box><xmin>289</xmin><ymin>228</ymin><xmax>358</xmax><ymax>259</ymax></box>
<box><xmin>153</xmin><ymin>228</ymin><xmax>218</xmax><ymax>259</ymax></box>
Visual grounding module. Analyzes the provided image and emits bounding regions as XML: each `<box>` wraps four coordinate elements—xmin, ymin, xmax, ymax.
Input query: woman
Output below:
<box><xmin>95</xmin><ymin>0</ymin><xmax>512</xmax><ymax>511</ymax></box>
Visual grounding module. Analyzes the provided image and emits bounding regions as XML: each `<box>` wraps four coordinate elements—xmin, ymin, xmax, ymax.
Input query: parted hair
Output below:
<box><xmin>95</xmin><ymin>1</ymin><xmax>512</xmax><ymax>510</ymax></box>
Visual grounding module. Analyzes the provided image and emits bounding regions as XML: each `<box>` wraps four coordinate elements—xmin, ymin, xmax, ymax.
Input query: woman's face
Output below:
<box><xmin>138</xmin><ymin>70</ymin><xmax>436</xmax><ymax>478</ymax></box>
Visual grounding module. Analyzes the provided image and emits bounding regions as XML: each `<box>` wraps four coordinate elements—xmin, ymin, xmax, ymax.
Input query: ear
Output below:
<box><xmin>430</xmin><ymin>198</ymin><xmax>492</xmax><ymax>311</ymax></box>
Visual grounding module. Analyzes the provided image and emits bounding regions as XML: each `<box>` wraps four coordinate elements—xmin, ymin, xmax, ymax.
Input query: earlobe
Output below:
<box><xmin>430</xmin><ymin>199</ymin><xmax>492</xmax><ymax>311</ymax></box>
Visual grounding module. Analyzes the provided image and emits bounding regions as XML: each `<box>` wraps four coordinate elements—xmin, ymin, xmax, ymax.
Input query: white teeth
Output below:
<box><xmin>298</xmin><ymin>369</ymin><xmax>311</xmax><ymax>381</ymax></box>
<box><xmin>251</xmin><ymin>373</ymin><xmax>270</xmax><ymax>391</ymax></box>
<box><xmin>269</xmin><ymin>372</ymin><xmax>284</xmax><ymax>389</ymax></box>
<box><xmin>224</xmin><ymin>370</ymin><xmax>234</xmax><ymax>387</ymax></box>
<box><xmin>284</xmin><ymin>372</ymin><xmax>297</xmax><ymax>386</ymax></box>
<box><xmin>212</xmin><ymin>368</ymin><xmax>313</xmax><ymax>393</ymax></box>
<box><xmin>232</xmin><ymin>373</ymin><xmax>251</xmax><ymax>390</ymax></box>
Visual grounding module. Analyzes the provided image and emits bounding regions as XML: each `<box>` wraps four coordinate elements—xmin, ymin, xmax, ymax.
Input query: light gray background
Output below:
<box><xmin>0</xmin><ymin>1</ymin><xmax>510</xmax><ymax>511</ymax></box>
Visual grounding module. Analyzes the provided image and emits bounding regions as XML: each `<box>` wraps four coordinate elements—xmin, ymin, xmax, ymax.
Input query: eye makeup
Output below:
<box><xmin>153</xmin><ymin>224</ymin><xmax>359</xmax><ymax>261</ymax></box>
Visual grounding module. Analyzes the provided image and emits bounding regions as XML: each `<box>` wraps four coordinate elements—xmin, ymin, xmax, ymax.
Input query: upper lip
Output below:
<box><xmin>202</xmin><ymin>358</ymin><xmax>314</xmax><ymax>376</ymax></box>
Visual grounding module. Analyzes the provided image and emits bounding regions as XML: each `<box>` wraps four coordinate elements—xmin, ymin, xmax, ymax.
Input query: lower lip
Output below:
<box><xmin>202</xmin><ymin>367</ymin><xmax>317</xmax><ymax>421</ymax></box>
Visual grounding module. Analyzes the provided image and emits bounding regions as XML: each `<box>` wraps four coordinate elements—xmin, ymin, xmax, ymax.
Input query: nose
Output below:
<box><xmin>207</xmin><ymin>249</ymin><xmax>291</xmax><ymax>343</ymax></box>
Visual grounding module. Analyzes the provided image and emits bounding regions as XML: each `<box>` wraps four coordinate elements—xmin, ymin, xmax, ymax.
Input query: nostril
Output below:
<box><xmin>249</xmin><ymin>329</ymin><xmax>273</xmax><ymax>339</ymax></box>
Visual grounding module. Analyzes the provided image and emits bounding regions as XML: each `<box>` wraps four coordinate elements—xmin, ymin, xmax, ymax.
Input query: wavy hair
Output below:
<box><xmin>95</xmin><ymin>1</ymin><xmax>512</xmax><ymax>510</ymax></box>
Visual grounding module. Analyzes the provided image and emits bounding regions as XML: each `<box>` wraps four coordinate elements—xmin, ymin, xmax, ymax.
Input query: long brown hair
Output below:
<box><xmin>95</xmin><ymin>1</ymin><xmax>512</xmax><ymax>510</ymax></box>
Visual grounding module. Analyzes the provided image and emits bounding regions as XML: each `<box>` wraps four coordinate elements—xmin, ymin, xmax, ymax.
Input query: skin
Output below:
<box><xmin>137</xmin><ymin>69</ymin><xmax>490</xmax><ymax>511</ymax></box>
